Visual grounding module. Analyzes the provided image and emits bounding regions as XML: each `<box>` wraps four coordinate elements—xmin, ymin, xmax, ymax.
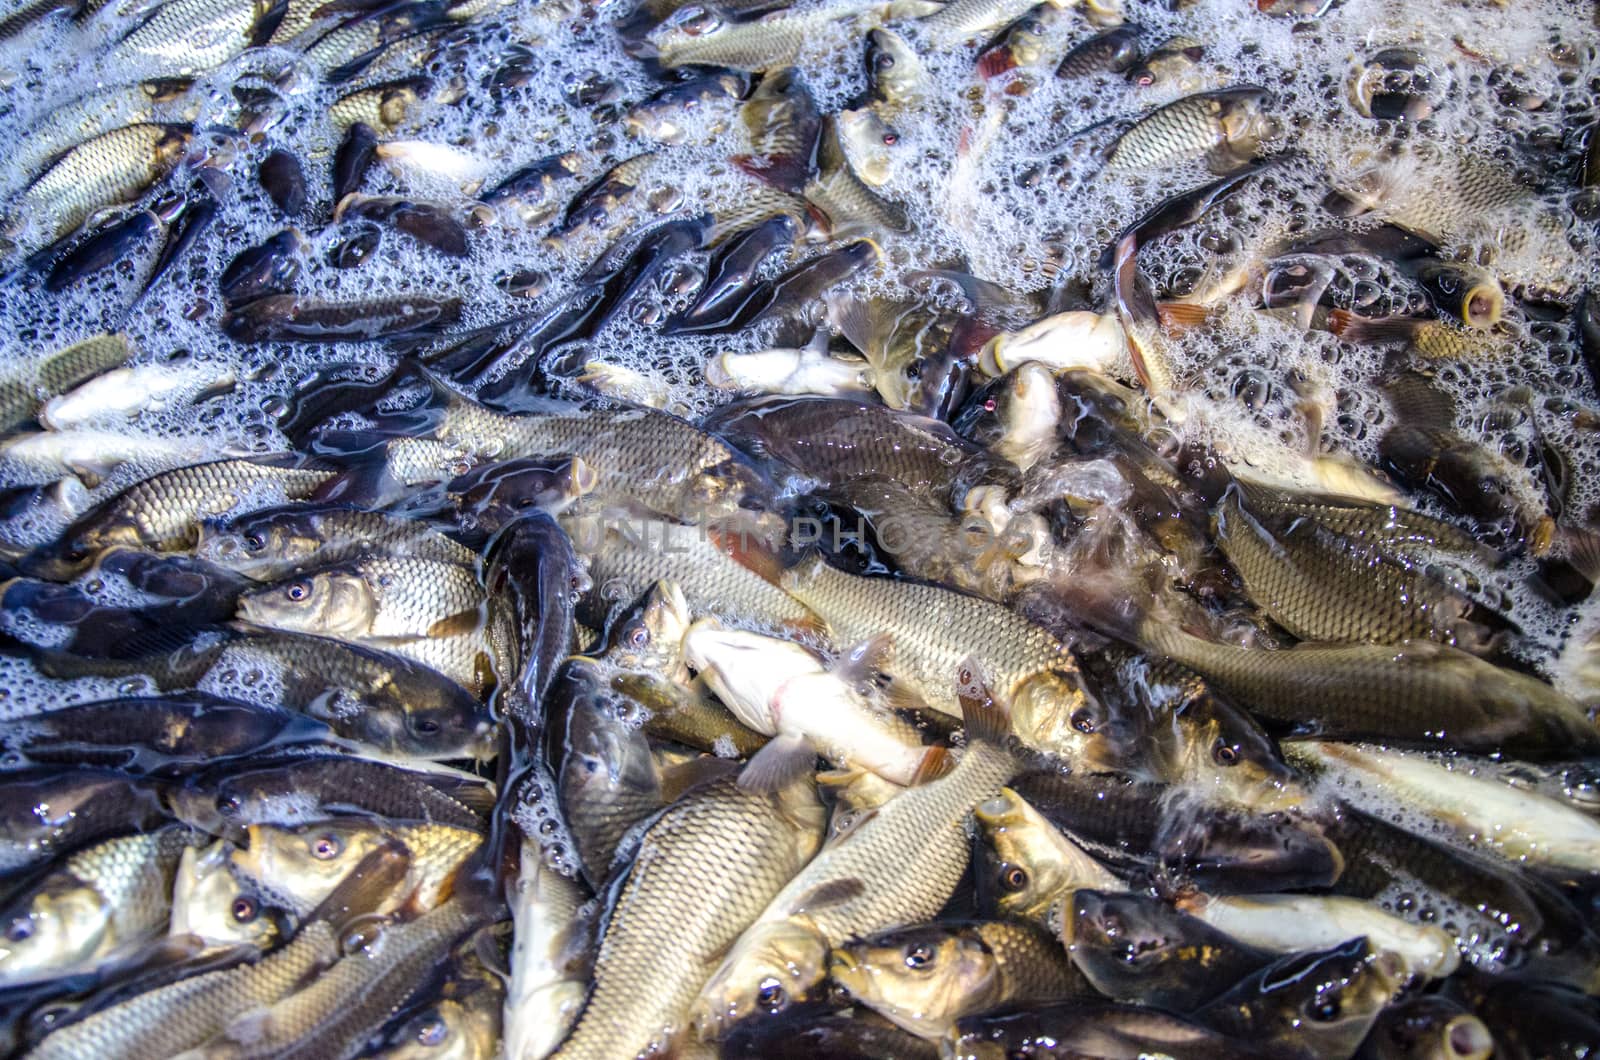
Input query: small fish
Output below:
<box><xmin>40</xmin><ymin>361</ymin><xmax>234</xmax><ymax>430</ymax></box>
<box><xmin>1105</xmin><ymin>87</ymin><xmax>1278</xmax><ymax>174</ymax></box>
<box><xmin>705</xmin><ymin>338</ymin><xmax>874</xmax><ymax>397</ymax></box>
<box><xmin>1055</xmin><ymin>24</ymin><xmax>1142</xmax><ymax>80</ymax></box>
<box><xmin>257</xmin><ymin>149</ymin><xmax>306</xmax><ymax>218</ymax></box>
<box><xmin>830</xmin><ymin>919</ymin><xmax>1088</xmax><ymax>1039</ymax></box>
<box><xmin>503</xmin><ymin>840</ymin><xmax>589</xmax><ymax>1060</ymax></box>
<box><xmin>328</xmin><ymin>77</ymin><xmax>430</xmax><ymax>135</ymax></box>
<box><xmin>1355</xmin><ymin>994</ymin><xmax>1494</xmax><ymax>1060</ymax></box>
<box><xmin>975</xmin><ymin>3</ymin><xmax>1065</xmax><ymax>81</ymax></box>
<box><xmin>0</xmin><ymin>332</ymin><xmax>131</xmax><ymax>435</ymax></box>
<box><xmin>626</xmin><ymin>72</ymin><xmax>751</xmax><ymax>145</ymax></box>
<box><xmin>865</xmin><ymin>28</ymin><xmax>929</xmax><ymax>109</ymax></box>
<box><xmin>219</xmin><ymin>229</ymin><xmax>306</xmax><ymax>307</ymax></box>
<box><xmin>945</xmin><ymin>1001</ymin><xmax>1271</xmax><ymax>1060</ymax></box>
<box><xmin>168</xmin><ymin>841</ymin><xmax>286</xmax><ymax>951</ymax></box>
<box><xmin>334</xmin><ymin>195</ymin><xmax>469</xmax><ymax>258</ymax></box>
<box><xmin>194</xmin><ymin>503</ymin><xmax>475</xmax><ymax>582</ymax></box>
<box><xmin>221</xmin><ymin>293</ymin><xmax>464</xmax><ymax>343</ymax></box>
<box><xmin>1128</xmin><ymin>35</ymin><xmax>1205</xmax><ymax>89</ymax></box>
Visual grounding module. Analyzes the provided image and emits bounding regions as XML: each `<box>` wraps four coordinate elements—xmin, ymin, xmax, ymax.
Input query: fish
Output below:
<box><xmin>1128</xmin><ymin>35</ymin><xmax>1205</xmax><ymax>89</ymax></box>
<box><xmin>168</xmin><ymin>841</ymin><xmax>287</xmax><ymax>951</ymax></box>
<box><xmin>0</xmin><ymin>825</ymin><xmax>197</xmax><ymax>988</ymax></box>
<box><xmin>1193</xmin><ymin>939</ymin><xmax>1404</xmax><ymax>1059</ymax></box>
<box><xmin>1289</xmin><ymin>741</ymin><xmax>1600</xmax><ymax>874</ymax></box>
<box><xmin>1355</xmin><ymin>995</ymin><xmax>1494</xmax><ymax>1060</ymax></box>
<box><xmin>925</xmin><ymin>0</ymin><xmax>1118</xmax><ymax>46</ymax></box>
<box><xmin>976</xmin><ymin>308</ymin><xmax>1126</xmax><ymax>378</ymax></box>
<box><xmin>0</xmin><ymin>333</ymin><xmax>131</xmax><ymax>435</ymax></box>
<box><xmin>779</xmin><ymin>553</ymin><xmax>1110</xmax><ymax>761</ymax></box>
<box><xmin>194</xmin><ymin>504</ymin><xmax>476</xmax><ymax>582</ymax></box>
<box><xmin>257</xmin><ymin>149</ymin><xmax>306</xmax><ymax>217</ymax></box>
<box><xmin>705</xmin><ymin>339</ymin><xmax>875</xmax><ymax>397</ymax></box>
<box><xmin>549</xmin><ymin>771</ymin><xmax>824</xmax><ymax>1059</ymax></box>
<box><xmin>108</xmin><ymin>0</ymin><xmax>277</xmax><ymax>74</ymax></box>
<box><xmin>944</xmin><ymin>1001</ymin><xmax>1279</xmax><ymax>1060</ymax></box>
<box><xmin>626</xmin><ymin>72</ymin><xmax>751</xmax><ymax>145</ymax></box>
<box><xmin>335</xmin><ymin>195</ymin><xmax>470</xmax><ymax>258</ymax></box>
<box><xmin>1104</xmin><ymin>87</ymin><xmax>1278</xmax><ymax>174</ymax></box>
<box><xmin>0</xmin><ymin>769</ymin><xmax>171</xmax><ymax>879</ymax></box>
<box><xmin>1063</xmin><ymin>889</ymin><xmax>1275</xmax><ymax>1012</ymax></box>
<box><xmin>229</xmin><ymin>818</ymin><xmax>482</xmax><ymax>917</ymax></box>
<box><xmin>975</xmin><ymin>3</ymin><xmax>1066</xmax><ymax>81</ymax></box>
<box><xmin>502</xmin><ymin>840</ymin><xmax>589</xmax><ymax>1060</ymax></box>
<box><xmin>682</xmin><ymin>622</ymin><xmax>948</xmax><ymax>787</ymax></box>
<box><xmin>7</xmin><ymin>124</ymin><xmax>192</xmax><ymax>255</ymax></box>
<box><xmin>864</xmin><ymin>28</ymin><xmax>929</xmax><ymax>109</ymax></box>
<box><xmin>328</xmin><ymin>77</ymin><xmax>430</xmax><ymax>135</ymax></box>
<box><xmin>221</xmin><ymin>293</ymin><xmax>464</xmax><ymax>343</ymax></box>
<box><xmin>689</xmin><ymin>663</ymin><xmax>1017</xmax><ymax>1039</ymax></box>
<box><xmin>1054</xmin><ymin>24</ymin><xmax>1142</xmax><ymax>80</ymax></box>
<box><xmin>39</xmin><ymin>361</ymin><xmax>234</xmax><ymax>430</ymax></box>
<box><xmin>653</xmin><ymin>0</ymin><xmax>899</xmax><ymax>73</ymax></box>
<box><xmin>1178</xmin><ymin>893</ymin><xmax>1460</xmax><ymax>981</ymax></box>
<box><xmin>829</xmin><ymin>919</ymin><xmax>1089</xmax><ymax>1039</ymax></box>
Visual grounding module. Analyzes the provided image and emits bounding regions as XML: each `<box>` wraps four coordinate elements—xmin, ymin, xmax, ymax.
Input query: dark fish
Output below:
<box><xmin>719</xmin><ymin>1003</ymin><xmax>938</xmax><ymax>1059</ymax></box>
<box><xmin>1194</xmin><ymin>938</ymin><xmax>1403</xmax><ymax>1059</ymax></box>
<box><xmin>42</xmin><ymin>211</ymin><xmax>161</xmax><ymax>293</ymax></box>
<box><xmin>0</xmin><ymin>768</ymin><xmax>170</xmax><ymax>878</ymax></box>
<box><xmin>734</xmin><ymin>67</ymin><xmax>820</xmax><ymax>195</ymax></box>
<box><xmin>1056</xmin><ymin>24</ymin><xmax>1142</xmax><ymax>79</ymax></box>
<box><xmin>218</xmin><ymin>229</ymin><xmax>305</xmax><ymax>307</ymax></box>
<box><xmin>194</xmin><ymin>502</ymin><xmax>474</xmax><ymax>582</ymax></box>
<box><xmin>3</xmin><ymin>695</ymin><xmax>331</xmax><ymax>775</ymax></box>
<box><xmin>258</xmin><ymin>148</ymin><xmax>306</xmax><ymax>218</ymax></box>
<box><xmin>668</xmin><ymin>212</ymin><xmax>798</xmax><ymax>331</ymax></box>
<box><xmin>479</xmin><ymin>152</ymin><xmax>582</xmax><ymax>225</ymax></box>
<box><xmin>221</xmin><ymin>293</ymin><xmax>463</xmax><ymax>342</ymax></box>
<box><xmin>444</xmin><ymin>456</ymin><xmax>594</xmax><ymax>539</ymax></box>
<box><xmin>137</xmin><ymin>190</ymin><xmax>215</xmax><ymax>305</ymax></box>
<box><xmin>328</xmin><ymin>225</ymin><xmax>381</xmax><ymax>268</ymax></box>
<box><xmin>335</xmin><ymin>195</ymin><xmax>468</xmax><ymax>257</ymax></box>
<box><xmin>170</xmin><ymin>753</ymin><xmax>490</xmax><ymax>835</ymax></box>
<box><xmin>1355</xmin><ymin>994</ymin><xmax>1493</xmax><ymax>1060</ymax></box>
<box><xmin>1065</xmin><ymin>889</ymin><xmax>1275</xmax><ymax>1012</ymax></box>
<box><xmin>332</xmin><ymin>121</ymin><xmax>379</xmax><ymax>201</ymax></box>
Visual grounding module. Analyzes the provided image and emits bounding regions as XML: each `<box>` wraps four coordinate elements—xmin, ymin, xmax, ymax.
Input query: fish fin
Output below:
<box><xmin>1564</xmin><ymin>525</ymin><xmax>1600</xmax><ymax>585</ymax></box>
<box><xmin>1155</xmin><ymin>301</ymin><xmax>1209</xmax><ymax>332</ymax></box>
<box><xmin>707</xmin><ymin>526</ymin><xmax>786</xmax><ymax>585</ymax></box>
<box><xmin>831</xmin><ymin>632</ymin><xmax>894</xmax><ymax>690</ymax></box>
<box><xmin>815</xmin><ymin>766</ymin><xmax>866</xmax><ymax>789</ymax></box>
<box><xmin>976</xmin><ymin>47</ymin><xmax>1018</xmax><ymax>80</ymax></box>
<box><xmin>875</xmin><ymin>674</ymin><xmax>928</xmax><ymax>713</ymax></box>
<box><xmin>1327</xmin><ymin>309</ymin><xmax>1425</xmax><ymax>344</ymax></box>
<box><xmin>737</xmin><ymin>732</ymin><xmax>818</xmax><ymax>793</ymax></box>
<box><xmin>955</xmin><ymin>655</ymin><xmax>1012</xmax><ymax>744</ymax></box>
<box><xmin>910</xmin><ymin>745</ymin><xmax>953</xmax><ymax>784</ymax></box>
<box><xmin>731</xmin><ymin>153</ymin><xmax>811</xmax><ymax>196</ymax></box>
<box><xmin>303</xmin><ymin>840</ymin><xmax>410</xmax><ymax>932</ymax></box>
<box><xmin>788</xmin><ymin>876</ymin><xmax>866</xmax><ymax>915</ymax></box>
<box><xmin>427</xmin><ymin>609</ymin><xmax>483</xmax><ymax>638</ymax></box>
<box><xmin>661</xmin><ymin>755</ymin><xmax>741</xmax><ymax>801</ymax></box>
<box><xmin>824</xmin><ymin>290</ymin><xmax>876</xmax><ymax>355</ymax></box>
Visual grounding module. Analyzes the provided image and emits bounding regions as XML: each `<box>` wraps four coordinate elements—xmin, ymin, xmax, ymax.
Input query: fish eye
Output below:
<box><xmin>903</xmin><ymin>943</ymin><xmax>934</xmax><ymax>969</ymax></box>
<box><xmin>1310</xmin><ymin>997</ymin><xmax>1342</xmax><ymax>1022</ymax></box>
<box><xmin>1070</xmin><ymin>707</ymin><xmax>1098</xmax><ymax>734</ymax></box>
<box><xmin>416</xmin><ymin>1014</ymin><xmax>449</xmax><ymax>1046</ymax></box>
<box><xmin>1000</xmin><ymin>864</ymin><xmax>1029</xmax><ymax>892</ymax></box>
<box><xmin>984</xmin><ymin>398</ymin><xmax>997</xmax><ymax>411</ymax></box>
<box><xmin>881</xmin><ymin>131</ymin><xmax>899</xmax><ymax>146</ymax></box>
<box><xmin>311</xmin><ymin>834</ymin><xmax>343</xmax><ymax>860</ymax></box>
<box><xmin>1212</xmin><ymin>739</ymin><xmax>1241</xmax><ymax>766</ymax></box>
<box><xmin>5</xmin><ymin>917</ymin><xmax>33</xmax><ymax>943</ymax></box>
<box><xmin>874</xmin><ymin>52</ymin><xmax>895</xmax><ymax>70</ymax></box>
<box><xmin>231</xmin><ymin>897</ymin><xmax>259</xmax><ymax>922</ymax></box>
<box><xmin>627</xmin><ymin>624</ymin><xmax>650</xmax><ymax>648</ymax></box>
<box><xmin>244</xmin><ymin>534</ymin><xmax>265</xmax><ymax>551</ymax></box>
<box><xmin>755</xmin><ymin>978</ymin><xmax>787</xmax><ymax>1011</ymax></box>
<box><xmin>285</xmin><ymin>581</ymin><xmax>310</xmax><ymax>601</ymax></box>
<box><xmin>217</xmin><ymin>793</ymin><xmax>243</xmax><ymax>816</ymax></box>
<box><xmin>412</xmin><ymin>717</ymin><xmax>442</xmax><ymax>736</ymax></box>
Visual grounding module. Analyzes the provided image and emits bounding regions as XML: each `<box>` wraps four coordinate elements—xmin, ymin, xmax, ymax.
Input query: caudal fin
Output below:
<box><xmin>955</xmin><ymin>656</ymin><xmax>1012</xmax><ymax>745</ymax></box>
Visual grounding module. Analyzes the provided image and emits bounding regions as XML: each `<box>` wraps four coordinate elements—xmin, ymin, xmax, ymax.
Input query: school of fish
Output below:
<box><xmin>0</xmin><ymin>0</ymin><xmax>1598</xmax><ymax>1054</ymax></box>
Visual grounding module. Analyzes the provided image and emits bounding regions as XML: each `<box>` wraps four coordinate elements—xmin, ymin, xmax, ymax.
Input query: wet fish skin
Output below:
<box><xmin>218</xmin><ymin>229</ymin><xmax>305</xmax><ymax>307</ymax></box>
<box><xmin>168</xmin><ymin>841</ymin><xmax>286</xmax><ymax>951</ymax></box>
<box><xmin>40</xmin><ymin>210</ymin><xmax>162</xmax><ymax>293</ymax></box>
<box><xmin>1354</xmin><ymin>994</ymin><xmax>1493</xmax><ymax>1060</ymax></box>
<box><xmin>0</xmin><ymin>768</ymin><xmax>170</xmax><ymax>879</ymax></box>
<box><xmin>1055</xmin><ymin>23</ymin><xmax>1142</xmax><ymax>79</ymax></box>
<box><xmin>257</xmin><ymin>149</ymin><xmax>306</xmax><ymax>218</ymax></box>
<box><xmin>830</xmin><ymin>919</ymin><xmax>1088</xmax><ymax>1038</ymax></box>
<box><xmin>194</xmin><ymin>503</ymin><xmax>475</xmax><ymax>582</ymax></box>
<box><xmin>865</xmin><ymin>28</ymin><xmax>929</xmax><ymax>108</ymax></box>
<box><xmin>503</xmin><ymin>840</ymin><xmax>588</xmax><ymax>1060</ymax></box>
<box><xmin>1137</xmin><ymin>621</ymin><xmax>1600</xmax><ymax>759</ymax></box>
<box><xmin>1064</xmin><ymin>889</ymin><xmax>1275</xmax><ymax>1012</ymax></box>
<box><xmin>551</xmin><ymin>772</ymin><xmax>824</xmax><ymax>1060</ymax></box>
<box><xmin>974</xmin><ymin>786</ymin><xmax>1124</xmax><ymax>924</ymax></box>
<box><xmin>944</xmin><ymin>1001</ymin><xmax>1279</xmax><ymax>1060</ymax></box>
<box><xmin>335</xmin><ymin>195</ymin><xmax>469</xmax><ymax>258</ymax></box>
<box><xmin>221</xmin><ymin>293</ymin><xmax>463</xmax><ymax>343</ymax></box>
<box><xmin>0</xmin><ymin>333</ymin><xmax>130</xmax><ymax>436</ymax></box>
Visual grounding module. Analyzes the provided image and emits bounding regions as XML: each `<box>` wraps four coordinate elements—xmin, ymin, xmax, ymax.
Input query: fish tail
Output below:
<box><xmin>955</xmin><ymin>656</ymin><xmax>1011</xmax><ymax>744</ymax></box>
<box><xmin>1327</xmin><ymin>309</ymin><xmax>1425</xmax><ymax>345</ymax></box>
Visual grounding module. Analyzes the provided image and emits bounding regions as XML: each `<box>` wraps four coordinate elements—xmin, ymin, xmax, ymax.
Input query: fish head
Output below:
<box><xmin>829</xmin><ymin>925</ymin><xmax>999</xmax><ymax>1038</ymax></box>
<box><xmin>691</xmin><ymin>919</ymin><xmax>829</xmax><ymax>1041</ymax></box>
<box><xmin>170</xmin><ymin>842</ymin><xmax>283</xmax><ymax>949</ymax></box>
<box><xmin>836</xmin><ymin>108</ymin><xmax>903</xmax><ymax>189</ymax></box>
<box><xmin>560</xmin><ymin>688</ymin><xmax>659</xmax><ymax>810</ymax></box>
<box><xmin>194</xmin><ymin>511</ymin><xmax>319</xmax><ymax>577</ymax></box>
<box><xmin>381</xmin><ymin>993</ymin><xmax>501</xmax><ymax>1060</ymax></box>
<box><xmin>1009</xmin><ymin>669</ymin><xmax>1128</xmax><ymax>769</ymax></box>
<box><xmin>1170</xmin><ymin>693</ymin><xmax>1304</xmax><ymax>811</ymax></box>
<box><xmin>865</xmin><ymin>29</ymin><xmax>926</xmax><ymax>107</ymax></box>
<box><xmin>0</xmin><ymin>880</ymin><xmax>108</xmax><ymax>986</ymax></box>
<box><xmin>1363</xmin><ymin>998</ymin><xmax>1493</xmax><ymax>1060</ymax></box>
<box><xmin>237</xmin><ymin>570</ymin><xmax>376</xmax><ymax>637</ymax></box>
<box><xmin>683</xmin><ymin>621</ymin><xmax>816</xmax><ymax>732</ymax></box>
<box><xmin>1156</xmin><ymin>803</ymin><xmax>1344</xmax><ymax>894</ymax></box>
<box><xmin>973</xmin><ymin>788</ymin><xmax>1083</xmax><ymax>924</ymax></box>
<box><xmin>1241</xmin><ymin>938</ymin><xmax>1404</xmax><ymax>1056</ymax></box>
<box><xmin>1083</xmin><ymin>0</ymin><xmax>1123</xmax><ymax>26</ymax></box>
<box><xmin>1215</xmin><ymin>88</ymin><xmax>1282</xmax><ymax>161</ymax></box>
<box><xmin>231</xmin><ymin>822</ymin><xmax>390</xmax><ymax>913</ymax></box>
<box><xmin>1063</xmin><ymin>890</ymin><xmax>1220</xmax><ymax>995</ymax></box>
<box><xmin>606</xmin><ymin>579</ymin><xmax>692</xmax><ymax>677</ymax></box>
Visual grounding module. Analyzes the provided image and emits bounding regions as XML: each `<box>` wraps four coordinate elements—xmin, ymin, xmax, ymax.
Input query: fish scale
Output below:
<box><xmin>552</xmin><ymin>774</ymin><xmax>823</xmax><ymax>1060</ymax></box>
